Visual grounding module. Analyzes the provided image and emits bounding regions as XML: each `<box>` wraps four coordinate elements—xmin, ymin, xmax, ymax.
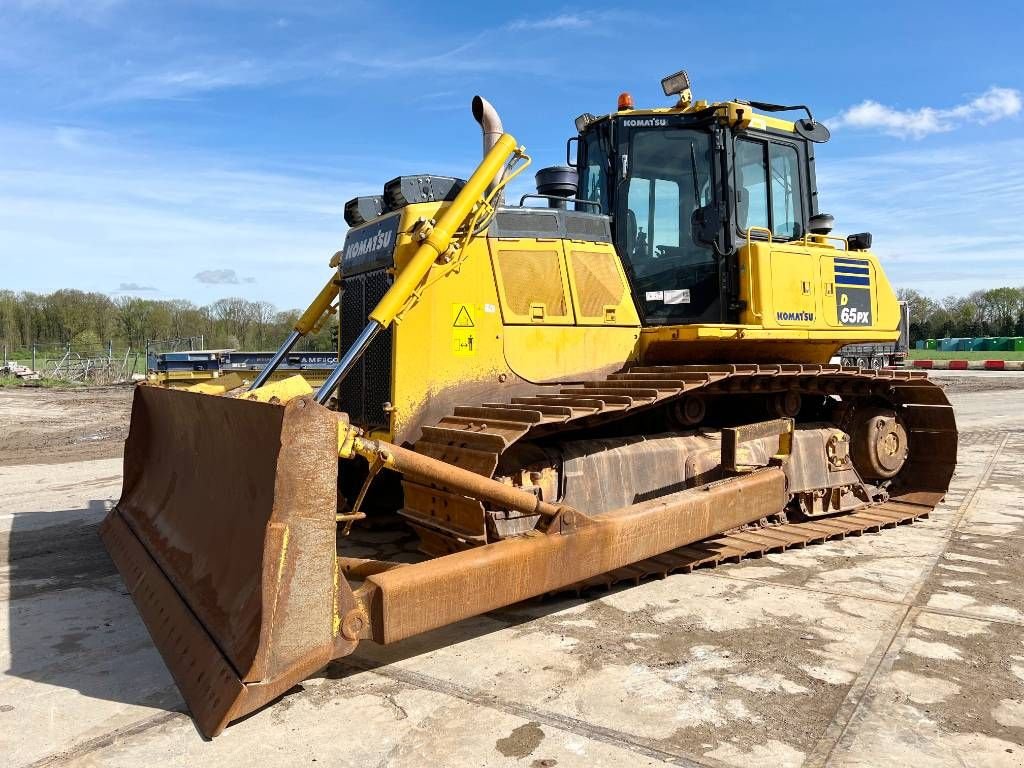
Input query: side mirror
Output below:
<box><xmin>795</xmin><ymin>119</ymin><xmax>831</xmax><ymax>143</ymax></box>
<box><xmin>691</xmin><ymin>204</ymin><xmax>719</xmax><ymax>245</ymax></box>
<box><xmin>565</xmin><ymin>137</ymin><xmax>579</xmax><ymax>168</ymax></box>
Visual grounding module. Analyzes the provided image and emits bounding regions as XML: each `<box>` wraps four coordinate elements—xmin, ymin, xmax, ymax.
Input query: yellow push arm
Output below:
<box><xmin>314</xmin><ymin>132</ymin><xmax>520</xmax><ymax>403</ymax></box>
<box><xmin>249</xmin><ymin>274</ymin><xmax>340</xmax><ymax>390</ymax></box>
<box><xmin>296</xmin><ymin>275</ymin><xmax>341</xmax><ymax>335</ymax></box>
<box><xmin>369</xmin><ymin>132</ymin><xmax>517</xmax><ymax>326</ymax></box>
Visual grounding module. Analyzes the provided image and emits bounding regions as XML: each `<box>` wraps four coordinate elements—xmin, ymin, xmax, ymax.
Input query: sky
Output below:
<box><xmin>1</xmin><ymin>0</ymin><xmax>1022</xmax><ymax>310</ymax></box>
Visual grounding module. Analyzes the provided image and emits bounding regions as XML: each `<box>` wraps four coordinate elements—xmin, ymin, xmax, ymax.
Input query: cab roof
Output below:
<box><xmin>591</xmin><ymin>99</ymin><xmax>800</xmax><ymax>134</ymax></box>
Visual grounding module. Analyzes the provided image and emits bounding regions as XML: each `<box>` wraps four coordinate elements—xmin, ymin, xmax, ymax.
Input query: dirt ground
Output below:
<box><xmin>1</xmin><ymin>373</ymin><xmax>1020</xmax><ymax>468</ymax></box>
<box><xmin>1</xmin><ymin>374</ymin><xmax>1023</xmax><ymax>767</ymax></box>
<box><xmin>0</xmin><ymin>385</ymin><xmax>133</xmax><ymax>466</ymax></box>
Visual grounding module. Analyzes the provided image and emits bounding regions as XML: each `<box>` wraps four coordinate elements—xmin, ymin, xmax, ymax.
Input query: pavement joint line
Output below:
<box><xmin>804</xmin><ymin>604</ymin><xmax>912</xmax><ymax>768</ymax></box>
<box><xmin>340</xmin><ymin>658</ymin><xmax>725</xmax><ymax>768</ymax></box>
<box><xmin>702</xmin><ymin>571</ymin><xmax>1024</xmax><ymax>628</ymax></box>
<box><xmin>950</xmin><ymin>433</ymin><xmax>1011</xmax><ymax>539</ymax></box>
<box><xmin>916</xmin><ymin>604</ymin><xmax>1024</xmax><ymax>628</ymax></box>
<box><xmin>804</xmin><ymin>432</ymin><xmax>1009</xmax><ymax>768</ymax></box>
<box><xmin>702</xmin><ymin>569</ymin><xmax>1024</xmax><ymax>631</ymax></box>
<box><xmin>19</xmin><ymin>710</ymin><xmax>188</xmax><ymax>768</ymax></box>
<box><xmin>955</xmin><ymin>529</ymin><xmax>1024</xmax><ymax>541</ymax></box>
<box><xmin>814</xmin><ymin>607</ymin><xmax>925</xmax><ymax>763</ymax></box>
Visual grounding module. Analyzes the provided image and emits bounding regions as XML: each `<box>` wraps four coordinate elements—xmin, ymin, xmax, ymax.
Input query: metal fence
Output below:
<box><xmin>2</xmin><ymin>342</ymin><xmax>143</xmax><ymax>384</ymax></box>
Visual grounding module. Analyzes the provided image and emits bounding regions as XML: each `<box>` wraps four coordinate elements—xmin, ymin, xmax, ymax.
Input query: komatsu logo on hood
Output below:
<box><xmin>622</xmin><ymin>117</ymin><xmax>667</xmax><ymax>127</ymax></box>
<box><xmin>776</xmin><ymin>310</ymin><xmax>815</xmax><ymax>322</ymax></box>
<box><xmin>345</xmin><ymin>228</ymin><xmax>393</xmax><ymax>260</ymax></box>
<box><xmin>341</xmin><ymin>214</ymin><xmax>401</xmax><ymax>274</ymax></box>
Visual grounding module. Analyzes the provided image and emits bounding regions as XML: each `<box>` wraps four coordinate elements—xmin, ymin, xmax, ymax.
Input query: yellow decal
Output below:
<box><xmin>451</xmin><ymin>303</ymin><xmax>476</xmax><ymax>355</ymax></box>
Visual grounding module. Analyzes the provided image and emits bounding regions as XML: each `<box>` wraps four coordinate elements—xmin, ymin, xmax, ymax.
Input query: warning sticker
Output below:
<box><xmin>451</xmin><ymin>303</ymin><xmax>476</xmax><ymax>355</ymax></box>
<box><xmin>452</xmin><ymin>329</ymin><xmax>476</xmax><ymax>355</ymax></box>
<box><xmin>452</xmin><ymin>303</ymin><xmax>475</xmax><ymax>328</ymax></box>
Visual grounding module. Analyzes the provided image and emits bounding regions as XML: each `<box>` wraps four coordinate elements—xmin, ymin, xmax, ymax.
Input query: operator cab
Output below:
<box><xmin>573</xmin><ymin>70</ymin><xmax>829</xmax><ymax>326</ymax></box>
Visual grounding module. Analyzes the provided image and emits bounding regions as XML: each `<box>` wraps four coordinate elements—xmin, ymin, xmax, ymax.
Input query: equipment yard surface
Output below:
<box><xmin>2</xmin><ymin>374</ymin><xmax>1023</xmax><ymax>767</ymax></box>
<box><xmin>0</xmin><ymin>385</ymin><xmax>132</xmax><ymax>467</ymax></box>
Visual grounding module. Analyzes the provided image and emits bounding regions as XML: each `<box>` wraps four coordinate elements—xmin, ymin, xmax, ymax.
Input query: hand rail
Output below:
<box><xmin>803</xmin><ymin>233</ymin><xmax>849</xmax><ymax>251</ymax></box>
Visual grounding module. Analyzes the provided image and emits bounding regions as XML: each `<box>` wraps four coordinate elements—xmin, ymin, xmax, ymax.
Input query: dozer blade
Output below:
<box><xmin>99</xmin><ymin>385</ymin><xmax>357</xmax><ymax>737</ymax></box>
<box><xmin>101</xmin><ymin>386</ymin><xmax>795</xmax><ymax>737</ymax></box>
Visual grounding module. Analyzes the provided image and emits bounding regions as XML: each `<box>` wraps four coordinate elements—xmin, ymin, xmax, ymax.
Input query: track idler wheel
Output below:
<box><xmin>768</xmin><ymin>390</ymin><xmax>801</xmax><ymax>418</ymax></box>
<box><xmin>669</xmin><ymin>395</ymin><xmax>706</xmax><ymax>427</ymax></box>
<box><xmin>849</xmin><ymin>407</ymin><xmax>909</xmax><ymax>480</ymax></box>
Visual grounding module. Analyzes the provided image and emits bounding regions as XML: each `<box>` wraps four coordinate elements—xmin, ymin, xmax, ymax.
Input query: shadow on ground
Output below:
<box><xmin>3</xmin><ymin>503</ymin><xmax>187</xmax><ymax>720</ymax></box>
<box><xmin>3</xmin><ymin>505</ymin><xmax>583</xmax><ymax>738</ymax></box>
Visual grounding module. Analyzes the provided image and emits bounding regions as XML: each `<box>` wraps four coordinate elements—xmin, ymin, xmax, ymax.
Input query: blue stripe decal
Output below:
<box><xmin>834</xmin><ymin>257</ymin><xmax>870</xmax><ymax>265</ymax></box>
<box><xmin>835</xmin><ymin>276</ymin><xmax>871</xmax><ymax>287</ymax></box>
<box><xmin>834</xmin><ymin>266</ymin><xmax>870</xmax><ymax>275</ymax></box>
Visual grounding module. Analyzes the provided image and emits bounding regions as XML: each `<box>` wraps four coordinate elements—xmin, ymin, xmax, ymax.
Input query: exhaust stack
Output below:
<box><xmin>472</xmin><ymin>95</ymin><xmax>506</xmax><ymax>198</ymax></box>
<box><xmin>472</xmin><ymin>95</ymin><xmax>503</xmax><ymax>156</ymax></box>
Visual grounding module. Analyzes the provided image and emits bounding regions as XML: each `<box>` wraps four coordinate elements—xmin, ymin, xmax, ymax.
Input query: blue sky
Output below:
<box><xmin>2</xmin><ymin>0</ymin><xmax>1022</xmax><ymax>310</ymax></box>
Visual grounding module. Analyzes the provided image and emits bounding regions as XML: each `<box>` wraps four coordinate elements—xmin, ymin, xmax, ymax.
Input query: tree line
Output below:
<box><xmin>4</xmin><ymin>285</ymin><xmax>1023</xmax><ymax>355</ymax></box>
<box><xmin>0</xmin><ymin>289</ymin><xmax>336</xmax><ymax>354</ymax></box>
<box><xmin>896</xmin><ymin>287</ymin><xmax>1024</xmax><ymax>343</ymax></box>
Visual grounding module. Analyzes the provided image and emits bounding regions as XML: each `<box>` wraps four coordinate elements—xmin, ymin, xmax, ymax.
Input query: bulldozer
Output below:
<box><xmin>100</xmin><ymin>71</ymin><xmax>957</xmax><ymax>737</ymax></box>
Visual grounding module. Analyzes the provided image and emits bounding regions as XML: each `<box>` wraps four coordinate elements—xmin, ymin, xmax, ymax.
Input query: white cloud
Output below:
<box><xmin>0</xmin><ymin>122</ymin><xmax>379</xmax><ymax>307</ymax></box>
<box><xmin>817</xmin><ymin>138</ymin><xmax>1024</xmax><ymax>295</ymax></box>
<box><xmin>505</xmin><ymin>11</ymin><xmax>639</xmax><ymax>34</ymax></box>
<box><xmin>116</xmin><ymin>282</ymin><xmax>156</xmax><ymax>292</ymax></box>
<box><xmin>195</xmin><ymin>269</ymin><xmax>244</xmax><ymax>285</ymax></box>
<box><xmin>831</xmin><ymin>86</ymin><xmax>1022</xmax><ymax>139</ymax></box>
<box><xmin>507</xmin><ymin>14</ymin><xmax>593</xmax><ymax>31</ymax></box>
<box><xmin>97</xmin><ymin>60</ymin><xmax>279</xmax><ymax>103</ymax></box>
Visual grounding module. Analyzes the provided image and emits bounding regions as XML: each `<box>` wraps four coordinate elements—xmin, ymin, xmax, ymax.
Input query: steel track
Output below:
<box><xmin>400</xmin><ymin>364</ymin><xmax>957</xmax><ymax>569</ymax></box>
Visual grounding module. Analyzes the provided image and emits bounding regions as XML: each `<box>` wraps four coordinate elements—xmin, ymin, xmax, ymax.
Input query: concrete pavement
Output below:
<box><xmin>2</xmin><ymin>379</ymin><xmax>1022</xmax><ymax>767</ymax></box>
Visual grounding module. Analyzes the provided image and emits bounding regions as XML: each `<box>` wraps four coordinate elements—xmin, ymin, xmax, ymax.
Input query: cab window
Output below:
<box><xmin>625</xmin><ymin>176</ymin><xmax>680</xmax><ymax>264</ymax></box>
<box><xmin>735</xmin><ymin>139</ymin><xmax>768</xmax><ymax>231</ymax></box>
<box><xmin>770</xmin><ymin>144</ymin><xmax>801</xmax><ymax>239</ymax></box>
<box><xmin>619</xmin><ymin>128</ymin><xmax>719</xmax><ymax>323</ymax></box>
<box><xmin>578</xmin><ymin>130</ymin><xmax>609</xmax><ymax>212</ymax></box>
<box><xmin>735</xmin><ymin>138</ymin><xmax>804</xmax><ymax>239</ymax></box>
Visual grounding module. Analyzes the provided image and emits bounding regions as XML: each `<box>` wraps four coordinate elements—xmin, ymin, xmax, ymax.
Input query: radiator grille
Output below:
<box><xmin>570</xmin><ymin>251</ymin><xmax>626</xmax><ymax>319</ymax></box>
<box><xmin>337</xmin><ymin>269</ymin><xmax>393</xmax><ymax>430</ymax></box>
<box><xmin>495</xmin><ymin>249</ymin><xmax>567</xmax><ymax>317</ymax></box>
<box><xmin>493</xmin><ymin>210</ymin><xmax>560</xmax><ymax>234</ymax></box>
<box><xmin>564</xmin><ymin>215</ymin><xmax>609</xmax><ymax>240</ymax></box>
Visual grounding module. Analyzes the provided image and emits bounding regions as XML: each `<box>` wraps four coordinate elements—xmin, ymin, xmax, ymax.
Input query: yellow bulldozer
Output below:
<box><xmin>101</xmin><ymin>71</ymin><xmax>957</xmax><ymax>737</ymax></box>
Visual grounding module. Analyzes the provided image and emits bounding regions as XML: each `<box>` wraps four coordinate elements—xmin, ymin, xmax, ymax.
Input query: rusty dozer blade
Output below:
<box><xmin>102</xmin><ymin>385</ymin><xmax>788</xmax><ymax>737</ymax></box>
<box><xmin>100</xmin><ymin>385</ymin><xmax>356</xmax><ymax>737</ymax></box>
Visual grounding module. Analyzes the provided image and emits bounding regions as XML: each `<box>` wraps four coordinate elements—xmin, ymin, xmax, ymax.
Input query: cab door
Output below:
<box><xmin>613</xmin><ymin>123</ymin><xmax>724</xmax><ymax>325</ymax></box>
<box><xmin>733</xmin><ymin>134</ymin><xmax>817</xmax><ymax>327</ymax></box>
<box><xmin>769</xmin><ymin>242</ymin><xmax>818</xmax><ymax>326</ymax></box>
